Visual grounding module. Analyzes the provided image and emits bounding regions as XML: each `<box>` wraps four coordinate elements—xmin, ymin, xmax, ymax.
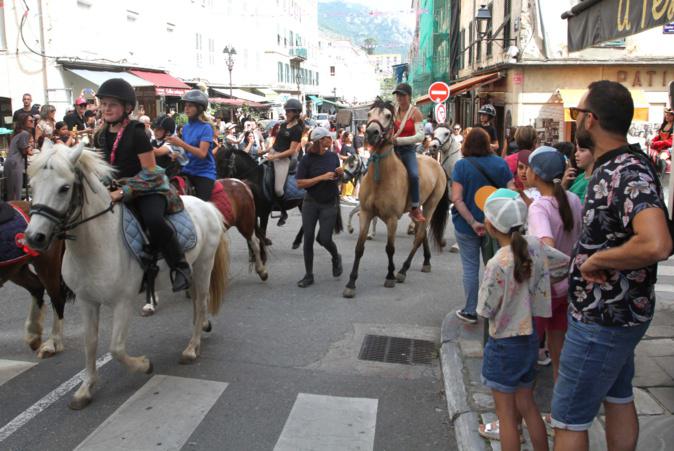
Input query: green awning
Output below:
<box><xmin>308</xmin><ymin>95</ymin><xmax>323</xmax><ymax>106</ymax></box>
<box><xmin>319</xmin><ymin>98</ymin><xmax>348</xmax><ymax>109</ymax></box>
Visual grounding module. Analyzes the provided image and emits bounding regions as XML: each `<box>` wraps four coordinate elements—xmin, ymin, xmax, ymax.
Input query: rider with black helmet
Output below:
<box><xmin>150</xmin><ymin>114</ymin><xmax>180</xmax><ymax>177</ymax></box>
<box><xmin>165</xmin><ymin>89</ymin><xmax>216</xmax><ymax>201</ymax></box>
<box><xmin>267</xmin><ymin>98</ymin><xmax>304</xmax><ymax>226</ymax></box>
<box><xmin>94</xmin><ymin>78</ymin><xmax>191</xmax><ymax>293</ymax></box>
<box><xmin>476</xmin><ymin>104</ymin><xmax>499</xmax><ymax>152</ymax></box>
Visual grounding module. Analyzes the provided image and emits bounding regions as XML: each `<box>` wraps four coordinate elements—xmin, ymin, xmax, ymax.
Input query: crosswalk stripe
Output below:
<box><xmin>74</xmin><ymin>375</ymin><xmax>227</xmax><ymax>451</ymax></box>
<box><xmin>0</xmin><ymin>353</ymin><xmax>112</xmax><ymax>444</ymax></box>
<box><xmin>274</xmin><ymin>393</ymin><xmax>378</xmax><ymax>451</ymax></box>
<box><xmin>659</xmin><ymin>266</ymin><xmax>674</xmax><ymax>277</ymax></box>
<box><xmin>0</xmin><ymin>359</ymin><xmax>36</xmax><ymax>386</ymax></box>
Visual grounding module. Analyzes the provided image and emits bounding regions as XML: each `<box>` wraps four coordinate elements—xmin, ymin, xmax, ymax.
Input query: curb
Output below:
<box><xmin>440</xmin><ymin>312</ymin><xmax>486</xmax><ymax>451</ymax></box>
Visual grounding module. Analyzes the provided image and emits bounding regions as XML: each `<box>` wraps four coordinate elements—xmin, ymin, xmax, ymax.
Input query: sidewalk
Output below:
<box><xmin>441</xmin><ymin>258</ymin><xmax>674</xmax><ymax>451</ymax></box>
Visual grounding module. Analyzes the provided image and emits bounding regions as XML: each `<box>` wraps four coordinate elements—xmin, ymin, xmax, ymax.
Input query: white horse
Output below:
<box><xmin>429</xmin><ymin>125</ymin><xmax>462</xmax><ymax>185</ymax></box>
<box><xmin>25</xmin><ymin>142</ymin><xmax>229</xmax><ymax>410</ymax></box>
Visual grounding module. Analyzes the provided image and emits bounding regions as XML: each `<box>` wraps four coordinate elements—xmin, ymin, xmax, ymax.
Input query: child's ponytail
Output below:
<box><xmin>552</xmin><ymin>178</ymin><xmax>574</xmax><ymax>231</ymax></box>
<box><xmin>511</xmin><ymin>228</ymin><xmax>532</xmax><ymax>283</ymax></box>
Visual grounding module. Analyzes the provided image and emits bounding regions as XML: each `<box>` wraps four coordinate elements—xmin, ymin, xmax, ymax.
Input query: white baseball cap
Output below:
<box><xmin>310</xmin><ymin>126</ymin><xmax>331</xmax><ymax>141</ymax></box>
<box><xmin>482</xmin><ymin>189</ymin><xmax>528</xmax><ymax>234</ymax></box>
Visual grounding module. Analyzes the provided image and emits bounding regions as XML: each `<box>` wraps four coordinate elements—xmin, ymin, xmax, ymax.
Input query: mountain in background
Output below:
<box><xmin>317</xmin><ymin>1</ymin><xmax>412</xmax><ymax>58</ymax></box>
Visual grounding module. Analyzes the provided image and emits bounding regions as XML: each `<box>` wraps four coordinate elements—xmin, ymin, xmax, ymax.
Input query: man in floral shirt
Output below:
<box><xmin>552</xmin><ymin>81</ymin><xmax>672</xmax><ymax>451</ymax></box>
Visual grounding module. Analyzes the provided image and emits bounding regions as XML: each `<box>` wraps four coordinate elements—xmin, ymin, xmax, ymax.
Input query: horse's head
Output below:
<box><xmin>366</xmin><ymin>97</ymin><xmax>396</xmax><ymax>149</ymax></box>
<box><xmin>25</xmin><ymin>141</ymin><xmax>113</xmax><ymax>251</ymax></box>
<box><xmin>430</xmin><ymin>126</ymin><xmax>452</xmax><ymax>153</ymax></box>
<box><xmin>342</xmin><ymin>153</ymin><xmax>363</xmax><ymax>182</ymax></box>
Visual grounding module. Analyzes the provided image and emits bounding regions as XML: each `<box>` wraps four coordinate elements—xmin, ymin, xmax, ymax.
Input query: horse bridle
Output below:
<box><xmin>366</xmin><ymin>115</ymin><xmax>394</xmax><ymax>148</ymax></box>
<box><xmin>343</xmin><ymin>155</ymin><xmax>364</xmax><ymax>182</ymax></box>
<box><xmin>30</xmin><ymin>168</ymin><xmax>115</xmax><ymax>240</ymax></box>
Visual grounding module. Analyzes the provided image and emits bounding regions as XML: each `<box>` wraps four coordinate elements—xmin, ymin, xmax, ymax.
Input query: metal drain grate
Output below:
<box><xmin>358</xmin><ymin>335</ymin><xmax>436</xmax><ymax>365</ymax></box>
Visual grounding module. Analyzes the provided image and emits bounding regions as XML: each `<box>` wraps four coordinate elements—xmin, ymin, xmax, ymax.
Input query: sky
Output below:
<box><xmin>318</xmin><ymin>0</ymin><xmax>416</xmax><ymax>30</ymax></box>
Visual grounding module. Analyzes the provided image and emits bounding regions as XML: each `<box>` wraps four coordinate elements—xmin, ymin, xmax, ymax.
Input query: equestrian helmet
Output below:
<box><xmin>96</xmin><ymin>78</ymin><xmax>137</xmax><ymax>107</ymax></box>
<box><xmin>181</xmin><ymin>89</ymin><xmax>209</xmax><ymax>109</ymax></box>
<box><xmin>478</xmin><ymin>104</ymin><xmax>497</xmax><ymax>118</ymax></box>
<box><xmin>283</xmin><ymin>98</ymin><xmax>302</xmax><ymax>113</ymax></box>
<box><xmin>152</xmin><ymin>114</ymin><xmax>176</xmax><ymax>134</ymax></box>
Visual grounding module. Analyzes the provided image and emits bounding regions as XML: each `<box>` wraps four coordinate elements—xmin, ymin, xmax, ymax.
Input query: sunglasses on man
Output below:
<box><xmin>569</xmin><ymin>107</ymin><xmax>598</xmax><ymax>121</ymax></box>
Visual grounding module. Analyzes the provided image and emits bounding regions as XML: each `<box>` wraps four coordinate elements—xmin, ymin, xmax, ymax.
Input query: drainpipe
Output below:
<box><xmin>37</xmin><ymin>0</ymin><xmax>49</xmax><ymax>104</ymax></box>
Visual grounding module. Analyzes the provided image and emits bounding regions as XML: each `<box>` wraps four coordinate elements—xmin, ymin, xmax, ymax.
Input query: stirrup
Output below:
<box><xmin>170</xmin><ymin>266</ymin><xmax>191</xmax><ymax>292</ymax></box>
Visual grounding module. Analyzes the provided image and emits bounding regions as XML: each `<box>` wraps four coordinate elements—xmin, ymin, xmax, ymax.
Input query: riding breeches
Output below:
<box><xmin>394</xmin><ymin>145</ymin><xmax>420</xmax><ymax>207</ymax></box>
<box><xmin>273</xmin><ymin>157</ymin><xmax>290</xmax><ymax>197</ymax></box>
<box><xmin>134</xmin><ymin>194</ymin><xmax>184</xmax><ymax>267</ymax></box>
<box><xmin>301</xmin><ymin>196</ymin><xmax>339</xmax><ymax>275</ymax></box>
<box><xmin>185</xmin><ymin>174</ymin><xmax>214</xmax><ymax>201</ymax></box>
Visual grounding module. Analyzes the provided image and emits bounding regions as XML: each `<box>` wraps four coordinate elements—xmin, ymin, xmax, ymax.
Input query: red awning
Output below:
<box><xmin>128</xmin><ymin>70</ymin><xmax>191</xmax><ymax>96</ymax></box>
<box><xmin>415</xmin><ymin>72</ymin><xmax>502</xmax><ymax>106</ymax></box>
<box><xmin>209</xmin><ymin>97</ymin><xmax>269</xmax><ymax>108</ymax></box>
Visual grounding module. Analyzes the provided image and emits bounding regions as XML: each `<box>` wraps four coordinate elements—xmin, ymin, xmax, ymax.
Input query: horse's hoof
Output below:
<box><xmin>421</xmin><ymin>264</ymin><xmax>432</xmax><ymax>273</ymax></box>
<box><xmin>264</xmin><ymin>238</ymin><xmax>273</xmax><ymax>246</ymax></box>
<box><xmin>259</xmin><ymin>271</ymin><xmax>269</xmax><ymax>281</ymax></box>
<box><xmin>367</xmin><ymin>235</ymin><xmax>374</xmax><ymax>240</ymax></box>
<box><xmin>37</xmin><ymin>347</ymin><xmax>55</xmax><ymax>359</ymax></box>
<box><xmin>292</xmin><ymin>242</ymin><xmax>300</xmax><ymax>250</ymax></box>
<box><xmin>145</xmin><ymin>361</ymin><xmax>154</xmax><ymax>374</ymax></box>
<box><xmin>179</xmin><ymin>354</ymin><xmax>197</xmax><ymax>365</ymax></box>
<box><xmin>27</xmin><ymin>336</ymin><xmax>42</xmax><ymax>351</ymax></box>
<box><xmin>395</xmin><ymin>273</ymin><xmax>406</xmax><ymax>283</ymax></box>
<box><xmin>140</xmin><ymin>305</ymin><xmax>155</xmax><ymax>317</ymax></box>
<box><xmin>202</xmin><ymin>320</ymin><xmax>212</xmax><ymax>333</ymax></box>
<box><xmin>343</xmin><ymin>287</ymin><xmax>356</xmax><ymax>298</ymax></box>
<box><xmin>69</xmin><ymin>396</ymin><xmax>92</xmax><ymax>410</ymax></box>
<box><xmin>347</xmin><ymin>226</ymin><xmax>354</xmax><ymax>234</ymax></box>
<box><xmin>384</xmin><ymin>279</ymin><xmax>396</xmax><ymax>288</ymax></box>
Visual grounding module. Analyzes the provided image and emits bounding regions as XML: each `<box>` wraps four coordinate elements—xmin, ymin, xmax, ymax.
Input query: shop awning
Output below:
<box><xmin>209</xmin><ymin>97</ymin><xmax>268</xmax><ymax>108</ymax></box>
<box><xmin>65</xmin><ymin>68</ymin><xmax>153</xmax><ymax>87</ymax></box>
<box><xmin>128</xmin><ymin>70</ymin><xmax>190</xmax><ymax>96</ymax></box>
<box><xmin>415</xmin><ymin>72</ymin><xmax>502</xmax><ymax>105</ymax></box>
<box><xmin>557</xmin><ymin>88</ymin><xmax>649</xmax><ymax>122</ymax></box>
<box><xmin>562</xmin><ymin>0</ymin><xmax>672</xmax><ymax>52</ymax></box>
<box><xmin>308</xmin><ymin>95</ymin><xmax>323</xmax><ymax>106</ymax></box>
<box><xmin>316</xmin><ymin>97</ymin><xmax>348</xmax><ymax>109</ymax></box>
<box><xmin>259</xmin><ymin>88</ymin><xmax>279</xmax><ymax>100</ymax></box>
<box><xmin>211</xmin><ymin>88</ymin><xmax>269</xmax><ymax>103</ymax></box>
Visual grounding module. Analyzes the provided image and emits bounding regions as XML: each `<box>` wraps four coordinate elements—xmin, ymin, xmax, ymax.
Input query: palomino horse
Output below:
<box><xmin>217</xmin><ymin>147</ymin><xmax>304</xmax><ymax>248</ymax></box>
<box><xmin>429</xmin><ymin>125</ymin><xmax>462</xmax><ymax>184</ymax></box>
<box><xmin>1</xmin><ymin>201</ymin><xmax>69</xmax><ymax>358</ymax></box>
<box><xmin>343</xmin><ymin>99</ymin><xmax>449</xmax><ymax>298</ymax></box>
<box><xmin>25</xmin><ymin>142</ymin><xmax>229</xmax><ymax>410</ymax></box>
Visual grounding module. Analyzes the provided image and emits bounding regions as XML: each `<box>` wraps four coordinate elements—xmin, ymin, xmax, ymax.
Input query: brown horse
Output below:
<box><xmin>0</xmin><ymin>201</ymin><xmax>68</xmax><ymax>357</ymax></box>
<box><xmin>343</xmin><ymin>99</ymin><xmax>449</xmax><ymax>298</ymax></box>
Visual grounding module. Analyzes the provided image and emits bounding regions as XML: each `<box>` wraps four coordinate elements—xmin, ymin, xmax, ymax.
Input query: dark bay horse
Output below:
<box><xmin>1</xmin><ymin>201</ymin><xmax>69</xmax><ymax>357</ymax></box>
<box><xmin>216</xmin><ymin>148</ymin><xmax>303</xmax><ymax>248</ymax></box>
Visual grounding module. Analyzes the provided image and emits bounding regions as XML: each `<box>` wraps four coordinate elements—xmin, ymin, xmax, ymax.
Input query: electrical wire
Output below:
<box><xmin>19</xmin><ymin>0</ymin><xmax>128</xmax><ymax>65</ymax></box>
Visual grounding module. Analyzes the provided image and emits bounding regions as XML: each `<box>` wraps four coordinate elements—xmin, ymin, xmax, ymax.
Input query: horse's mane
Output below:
<box><xmin>370</xmin><ymin>97</ymin><xmax>395</xmax><ymax>116</ymax></box>
<box><xmin>28</xmin><ymin>143</ymin><xmax>115</xmax><ymax>181</ymax></box>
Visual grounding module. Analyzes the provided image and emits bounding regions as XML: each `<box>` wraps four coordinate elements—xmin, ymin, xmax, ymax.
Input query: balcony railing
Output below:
<box><xmin>289</xmin><ymin>47</ymin><xmax>307</xmax><ymax>62</ymax></box>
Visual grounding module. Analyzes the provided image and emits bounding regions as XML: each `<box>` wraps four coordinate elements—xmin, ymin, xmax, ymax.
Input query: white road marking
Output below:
<box><xmin>0</xmin><ymin>353</ymin><xmax>112</xmax><ymax>443</ymax></box>
<box><xmin>74</xmin><ymin>375</ymin><xmax>227</xmax><ymax>451</ymax></box>
<box><xmin>658</xmin><ymin>265</ymin><xmax>674</xmax><ymax>277</ymax></box>
<box><xmin>274</xmin><ymin>393</ymin><xmax>378</xmax><ymax>451</ymax></box>
<box><xmin>0</xmin><ymin>359</ymin><xmax>36</xmax><ymax>386</ymax></box>
<box><xmin>655</xmin><ymin>283</ymin><xmax>674</xmax><ymax>293</ymax></box>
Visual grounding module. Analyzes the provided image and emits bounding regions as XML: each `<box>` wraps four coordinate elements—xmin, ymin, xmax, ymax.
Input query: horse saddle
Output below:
<box><xmin>0</xmin><ymin>204</ymin><xmax>31</xmax><ymax>267</ymax></box>
<box><xmin>261</xmin><ymin>160</ymin><xmax>305</xmax><ymax>205</ymax></box>
<box><xmin>121</xmin><ymin>205</ymin><xmax>197</xmax><ymax>265</ymax></box>
<box><xmin>170</xmin><ymin>176</ymin><xmax>234</xmax><ymax>227</ymax></box>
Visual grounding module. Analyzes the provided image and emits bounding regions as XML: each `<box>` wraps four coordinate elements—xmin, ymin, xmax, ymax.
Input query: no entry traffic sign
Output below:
<box><xmin>434</xmin><ymin>103</ymin><xmax>447</xmax><ymax>123</ymax></box>
<box><xmin>428</xmin><ymin>81</ymin><xmax>450</xmax><ymax>103</ymax></box>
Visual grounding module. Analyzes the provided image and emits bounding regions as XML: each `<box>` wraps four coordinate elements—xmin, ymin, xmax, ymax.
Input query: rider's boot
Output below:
<box><xmin>409</xmin><ymin>206</ymin><xmax>426</xmax><ymax>223</ymax></box>
<box><xmin>274</xmin><ymin>194</ymin><xmax>288</xmax><ymax>226</ymax></box>
<box><xmin>162</xmin><ymin>233</ymin><xmax>192</xmax><ymax>292</ymax></box>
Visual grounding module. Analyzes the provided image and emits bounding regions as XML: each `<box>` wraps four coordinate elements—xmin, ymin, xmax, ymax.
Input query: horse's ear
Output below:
<box><xmin>41</xmin><ymin>138</ymin><xmax>54</xmax><ymax>153</ymax></box>
<box><xmin>68</xmin><ymin>141</ymin><xmax>85</xmax><ymax>166</ymax></box>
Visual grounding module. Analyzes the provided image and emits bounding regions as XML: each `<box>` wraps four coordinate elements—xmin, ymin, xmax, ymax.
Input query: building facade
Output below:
<box><xmin>449</xmin><ymin>0</ymin><xmax>674</xmax><ymax>146</ymax></box>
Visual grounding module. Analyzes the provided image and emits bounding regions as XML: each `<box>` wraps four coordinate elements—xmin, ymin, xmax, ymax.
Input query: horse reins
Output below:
<box><xmin>30</xmin><ymin>168</ymin><xmax>115</xmax><ymax>240</ymax></box>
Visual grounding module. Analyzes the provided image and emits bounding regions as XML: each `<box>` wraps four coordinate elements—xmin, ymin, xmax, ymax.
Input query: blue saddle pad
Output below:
<box><xmin>262</xmin><ymin>161</ymin><xmax>305</xmax><ymax>204</ymax></box>
<box><xmin>0</xmin><ymin>206</ymin><xmax>30</xmax><ymax>266</ymax></box>
<box><xmin>121</xmin><ymin>205</ymin><xmax>197</xmax><ymax>265</ymax></box>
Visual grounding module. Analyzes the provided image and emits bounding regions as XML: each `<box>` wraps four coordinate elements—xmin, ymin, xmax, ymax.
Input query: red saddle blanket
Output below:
<box><xmin>211</xmin><ymin>181</ymin><xmax>234</xmax><ymax>227</ymax></box>
<box><xmin>0</xmin><ymin>205</ymin><xmax>31</xmax><ymax>267</ymax></box>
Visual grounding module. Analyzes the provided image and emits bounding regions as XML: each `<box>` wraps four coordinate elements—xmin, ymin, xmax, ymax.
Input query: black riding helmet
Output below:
<box><xmin>283</xmin><ymin>98</ymin><xmax>302</xmax><ymax>113</ymax></box>
<box><xmin>96</xmin><ymin>78</ymin><xmax>137</xmax><ymax>108</ymax></box>
<box><xmin>152</xmin><ymin>115</ymin><xmax>176</xmax><ymax>135</ymax></box>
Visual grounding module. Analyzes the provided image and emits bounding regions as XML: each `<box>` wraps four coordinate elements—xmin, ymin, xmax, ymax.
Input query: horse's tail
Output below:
<box><xmin>208</xmin><ymin>233</ymin><xmax>230</xmax><ymax>315</ymax></box>
<box><xmin>430</xmin><ymin>186</ymin><xmax>450</xmax><ymax>248</ymax></box>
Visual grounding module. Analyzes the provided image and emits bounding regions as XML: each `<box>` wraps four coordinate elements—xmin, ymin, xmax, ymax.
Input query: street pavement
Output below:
<box><xmin>0</xmin><ymin>204</ymin><xmax>461</xmax><ymax>451</ymax></box>
<box><xmin>441</xmin><ymin>258</ymin><xmax>674</xmax><ymax>451</ymax></box>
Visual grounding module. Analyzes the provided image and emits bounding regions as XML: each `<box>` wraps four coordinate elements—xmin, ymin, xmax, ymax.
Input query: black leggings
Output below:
<box><xmin>186</xmin><ymin>175</ymin><xmax>215</xmax><ymax>201</ymax></box>
<box><xmin>134</xmin><ymin>194</ymin><xmax>183</xmax><ymax>266</ymax></box>
<box><xmin>301</xmin><ymin>197</ymin><xmax>339</xmax><ymax>275</ymax></box>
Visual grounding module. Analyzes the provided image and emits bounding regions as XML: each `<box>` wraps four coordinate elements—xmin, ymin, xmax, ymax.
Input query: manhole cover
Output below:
<box><xmin>358</xmin><ymin>335</ymin><xmax>436</xmax><ymax>365</ymax></box>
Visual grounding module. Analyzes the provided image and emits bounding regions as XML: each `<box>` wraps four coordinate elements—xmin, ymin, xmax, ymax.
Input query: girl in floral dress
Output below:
<box><xmin>476</xmin><ymin>189</ymin><xmax>569</xmax><ymax>451</ymax></box>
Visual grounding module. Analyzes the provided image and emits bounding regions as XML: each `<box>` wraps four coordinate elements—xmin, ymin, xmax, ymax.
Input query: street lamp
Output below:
<box><xmin>475</xmin><ymin>5</ymin><xmax>491</xmax><ymax>39</ymax></box>
<box><xmin>223</xmin><ymin>45</ymin><xmax>237</xmax><ymax>121</ymax></box>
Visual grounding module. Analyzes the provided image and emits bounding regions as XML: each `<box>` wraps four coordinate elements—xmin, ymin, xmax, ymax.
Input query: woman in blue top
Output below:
<box><xmin>166</xmin><ymin>90</ymin><xmax>216</xmax><ymax>201</ymax></box>
<box><xmin>451</xmin><ymin>127</ymin><xmax>514</xmax><ymax>324</ymax></box>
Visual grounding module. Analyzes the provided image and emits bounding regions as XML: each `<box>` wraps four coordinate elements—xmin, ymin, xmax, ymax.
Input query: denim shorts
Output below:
<box><xmin>481</xmin><ymin>334</ymin><xmax>538</xmax><ymax>393</ymax></box>
<box><xmin>551</xmin><ymin>316</ymin><xmax>650</xmax><ymax>431</ymax></box>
